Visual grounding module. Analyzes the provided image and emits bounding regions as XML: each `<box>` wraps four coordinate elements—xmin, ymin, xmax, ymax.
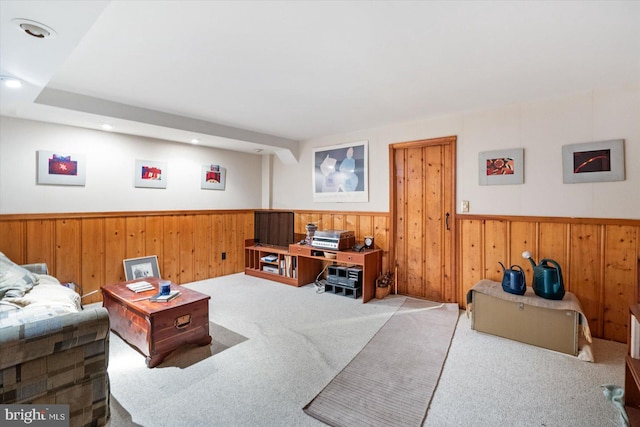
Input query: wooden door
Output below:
<box><xmin>390</xmin><ymin>136</ymin><xmax>456</xmax><ymax>302</ymax></box>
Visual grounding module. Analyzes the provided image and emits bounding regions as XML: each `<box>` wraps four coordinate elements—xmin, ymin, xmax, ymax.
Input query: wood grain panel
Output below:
<box><xmin>145</xmin><ymin>216</ymin><xmax>164</xmax><ymax>263</ymax></box>
<box><xmin>442</xmin><ymin>142</ymin><xmax>455</xmax><ymax>303</ymax></box>
<box><xmin>162</xmin><ymin>215</ymin><xmax>180</xmax><ymax>282</ymax></box>
<box><xmin>510</xmin><ymin>221</ymin><xmax>537</xmax><ymax>279</ymax></box>
<box><xmin>179</xmin><ymin>215</ymin><xmax>195</xmax><ymax>283</ymax></box>
<box><xmin>54</xmin><ymin>219</ymin><xmax>81</xmax><ymax>283</ymax></box>
<box><xmin>424</xmin><ymin>145</ymin><xmax>443</xmax><ymax>301</ymax></box>
<box><xmin>394</xmin><ymin>150</ymin><xmax>407</xmax><ymax>295</ymax></box>
<box><xmin>569</xmin><ymin>224</ymin><xmax>602</xmax><ymax>335</ymax></box>
<box><xmin>458</xmin><ymin>219</ymin><xmax>483</xmax><ymax>301</ymax></box>
<box><xmin>332</xmin><ymin>214</ymin><xmax>344</xmax><ymax>231</ymax></box>
<box><xmin>374</xmin><ymin>215</ymin><xmax>389</xmax><ymax>275</ymax></box>
<box><xmin>239</xmin><ymin>211</ymin><xmax>254</xmax><ymax>272</ymax></box>
<box><xmin>104</xmin><ymin>217</ymin><xmax>126</xmax><ymax>284</ymax></box>
<box><xmin>193</xmin><ymin>215</ymin><xmax>211</xmax><ymax>282</ymax></box>
<box><xmin>483</xmin><ymin>220</ymin><xmax>507</xmax><ymax>283</ymax></box>
<box><xmin>210</xmin><ymin>214</ymin><xmax>224</xmax><ymax>277</ymax></box>
<box><xmin>125</xmin><ymin>216</ymin><xmax>146</xmax><ymax>259</ymax></box>
<box><xmin>405</xmin><ymin>147</ymin><xmax>425</xmax><ymax>297</ymax></box>
<box><xmin>0</xmin><ymin>220</ymin><xmax>25</xmax><ymax>263</ymax></box>
<box><xmin>346</xmin><ymin>215</ymin><xmax>358</xmax><ymax>237</ymax></box>
<box><xmin>538</xmin><ymin>222</ymin><xmax>568</xmax><ymax>283</ymax></box>
<box><xmin>223</xmin><ymin>214</ymin><xmax>237</xmax><ymax>276</ymax></box>
<box><xmin>81</xmin><ymin>218</ymin><xmax>104</xmax><ymax>304</ymax></box>
<box><xmin>603</xmin><ymin>225</ymin><xmax>637</xmax><ymax>342</ymax></box>
<box><xmin>26</xmin><ymin>220</ymin><xmax>54</xmax><ymax>270</ymax></box>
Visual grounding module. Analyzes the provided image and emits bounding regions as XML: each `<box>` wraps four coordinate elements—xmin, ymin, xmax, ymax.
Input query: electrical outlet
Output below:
<box><xmin>462</xmin><ymin>200</ymin><xmax>470</xmax><ymax>213</ymax></box>
<box><xmin>221</xmin><ymin>252</ymin><xmax>226</xmax><ymax>260</ymax></box>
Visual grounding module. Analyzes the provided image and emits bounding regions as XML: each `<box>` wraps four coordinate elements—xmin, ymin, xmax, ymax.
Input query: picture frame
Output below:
<box><xmin>201</xmin><ymin>164</ymin><xmax>226</xmax><ymax>190</ymax></box>
<box><xmin>135</xmin><ymin>159</ymin><xmax>167</xmax><ymax>188</ymax></box>
<box><xmin>562</xmin><ymin>139</ymin><xmax>625</xmax><ymax>184</ymax></box>
<box><xmin>123</xmin><ymin>255</ymin><xmax>160</xmax><ymax>281</ymax></box>
<box><xmin>37</xmin><ymin>150</ymin><xmax>86</xmax><ymax>186</ymax></box>
<box><xmin>478</xmin><ymin>148</ymin><xmax>524</xmax><ymax>186</ymax></box>
<box><xmin>312</xmin><ymin>140</ymin><xmax>368</xmax><ymax>202</ymax></box>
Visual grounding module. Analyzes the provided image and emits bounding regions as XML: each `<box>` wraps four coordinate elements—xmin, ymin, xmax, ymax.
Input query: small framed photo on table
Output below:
<box><xmin>123</xmin><ymin>256</ymin><xmax>160</xmax><ymax>281</ymax></box>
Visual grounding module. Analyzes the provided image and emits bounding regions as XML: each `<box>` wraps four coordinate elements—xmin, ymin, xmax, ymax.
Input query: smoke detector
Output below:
<box><xmin>12</xmin><ymin>18</ymin><xmax>57</xmax><ymax>39</ymax></box>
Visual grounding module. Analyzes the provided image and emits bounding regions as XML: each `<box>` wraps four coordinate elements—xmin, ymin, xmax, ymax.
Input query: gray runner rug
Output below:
<box><xmin>303</xmin><ymin>299</ymin><xmax>460</xmax><ymax>427</ymax></box>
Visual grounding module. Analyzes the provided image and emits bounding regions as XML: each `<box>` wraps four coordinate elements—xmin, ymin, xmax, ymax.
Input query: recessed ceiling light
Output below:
<box><xmin>191</xmin><ymin>139</ymin><xmax>199</xmax><ymax>144</ymax></box>
<box><xmin>101</xmin><ymin>123</ymin><xmax>113</xmax><ymax>130</ymax></box>
<box><xmin>0</xmin><ymin>76</ymin><xmax>22</xmax><ymax>88</ymax></box>
<box><xmin>254</xmin><ymin>149</ymin><xmax>264</xmax><ymax>153</ymax></box>
<box><xmin>12</xmin><ymin>18</ymin><xmax>57</xmax><ymax>39</ymax></box>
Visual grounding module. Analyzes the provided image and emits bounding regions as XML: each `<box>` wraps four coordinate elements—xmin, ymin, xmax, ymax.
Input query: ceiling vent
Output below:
<box><xmin>12</xmin><ymin>18</ymin><xmax>57</xmax><ymax>39</ymax></box>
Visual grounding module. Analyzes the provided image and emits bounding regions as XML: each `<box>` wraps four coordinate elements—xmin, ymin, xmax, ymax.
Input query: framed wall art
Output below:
<box><xmin>312</xmin><ymin>140</ymin><xmax>368</xmax><ymax>202</ymax></box>
<box><xmin>562</xmin><ymin>139</ymin><xmax>625</xmax><ymax>184</ymax></box>
<box><xmin>123</xmin><ymin>255</ymin><xmax>160</xmax><ymax>281</ymax></box>
<box><xmin>37</xmin><ymin>150</ymin><xmax>86</xmax><ymax>186</ymax></box>
<box><xmin>201</xmin><ymin>164</ymin><xmax>226</xmax><ymax>190</ymax></box>
<box><xmin>135</xmin><ymin>159</ymin><xmax>167</xmax><ymax>188</ymax></box>
<box><xmin>478</xmin><ymin>148</ymin><xmax>524</xmax><ymax>186</ymax></box>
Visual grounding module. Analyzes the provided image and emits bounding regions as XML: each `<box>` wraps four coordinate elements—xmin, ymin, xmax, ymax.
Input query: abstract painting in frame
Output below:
<box><xmin>135</xmin><ymin>159</ymin><xmax>167</xmax><ymax>188</ymax></box>
<box><xmin>312</xmin><ymin>140</ymin><xmax>368</xmax><ymax>202</ymax></box>
<box><xmin>562</xmin><ymin>139</ymin><xmax>625</xmax><ymax>184</ymax></box>
<box><xmin>478</xmin><ymin>148</ymin><xmax>524</xmax><ymax>185</ymax></box>
<box><xmin>37</xmin><ymin>150</ymin><xmax>86</xmax><ymax>186</ymax></box>
<box><xmin>123</xmin><ymin>255</ymin><xmax>160</xmax><ymax>281</ymax></box>
<box><xmin>201</xmin><ymin>164</ymin><xmax>226</xmax><ymax>190</ymax></box>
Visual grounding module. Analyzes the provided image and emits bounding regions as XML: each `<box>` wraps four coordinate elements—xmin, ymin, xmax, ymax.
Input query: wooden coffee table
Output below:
<box><xmin>101</xmin><ymin>278</ymin><xmax>212</xmax><ymax>368</ymax></box>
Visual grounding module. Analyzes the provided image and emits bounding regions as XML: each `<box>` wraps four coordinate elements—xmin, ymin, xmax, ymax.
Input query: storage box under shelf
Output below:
<box><xmin>324</xmin><ymin>283</ymin><xmax>362</xmax><ymax>299</ymax></box>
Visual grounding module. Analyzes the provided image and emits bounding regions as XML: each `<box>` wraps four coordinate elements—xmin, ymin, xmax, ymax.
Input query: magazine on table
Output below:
<box><xmin>126</xmin><ymin>281</ymin><xmax>155</xmax><ymax>293</ymax></box>
<box><xmin>150</xmin><ymin>290</ymin><xmax>180</xmax><ymax>302</ymax></box>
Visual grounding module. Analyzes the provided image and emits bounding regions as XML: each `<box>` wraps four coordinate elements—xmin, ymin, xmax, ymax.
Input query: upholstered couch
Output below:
<box><xmin>0</xmin><ymin>252</ymin><xmax>110</xmax><ymax>427</ymax></box>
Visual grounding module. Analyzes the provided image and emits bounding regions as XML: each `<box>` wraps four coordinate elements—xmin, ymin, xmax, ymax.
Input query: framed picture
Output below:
<box><xmin>478</xmin><ymin>148</ymin><xmax>524</xmax><ymax>186</ymax></box>
<box><xmin>123</xmin><ymin>255</ymin><xmax>160</xmax><ymax>281</ymax></box>
<box><xmin>37</xmin><ymin>150</ymin><xmax>86</xmax><ymax>186</ymax></box>
<box><xmin>201</xmin><ymin>164</ymin><xmax>226</xmax><ymax>190</ymax></box>
<box><xmin>313</xmin><ymin>140</ymin><xmax>368</xmax><ymax>202</ymax></box>
<box><xmin>135</xmin><ymin>159</ymin><xmax>167</xmax><ymax>188</ymax></box>
<box><xmin>562</xmin><ymin>139</ymin><xmax>625</xmax><ymax>184</ymax></box>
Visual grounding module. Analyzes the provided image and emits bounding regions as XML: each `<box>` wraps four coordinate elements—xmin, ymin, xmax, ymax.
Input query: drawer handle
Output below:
<box><xmin>175</xmin><ymin>314</ymin><xmax>192</xmax><ymax>329</ymax></box>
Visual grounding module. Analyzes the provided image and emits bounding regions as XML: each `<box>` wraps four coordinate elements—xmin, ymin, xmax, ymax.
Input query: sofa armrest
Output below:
<box><xmin>20</xmin><ymin>262</ymin><xmax>49</xmax><ymax>275</ymax></box>
<box><xmin>0</xmin><ymin>306</ymin><xmax>110</xmax><ymax>370</ymax></box>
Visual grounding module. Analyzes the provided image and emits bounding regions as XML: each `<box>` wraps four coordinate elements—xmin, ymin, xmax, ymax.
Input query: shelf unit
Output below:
<box><xmin>289</xmin><ymin>243</ymin><xmax>381</xmax><ymax>303</ymax></box>
<box><xmin>627</xmin><ymin>304</ymin><xmax>640</xmax><ymax>426</ymax></box>
<box><xmin>244</xmin><ymin>240</ymin><xmax>382</xmax><ymax>302</ymax></box>
<box><xmin>244</xmin><ymin>242</ymin><xmax>321</xmax><ymax>287</ymax></box>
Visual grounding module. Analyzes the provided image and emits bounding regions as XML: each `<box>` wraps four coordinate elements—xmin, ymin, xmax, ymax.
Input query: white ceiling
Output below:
<box><xmin>1</xmin><ymin>1</ymin><xmax>639</xmax><ymax>160</ymax></box>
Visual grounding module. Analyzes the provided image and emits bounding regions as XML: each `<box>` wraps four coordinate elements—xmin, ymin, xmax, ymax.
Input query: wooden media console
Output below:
<box><xmin>244</xmin><ymin>240</ymin><xmax>381</xmax><ymax>303</ymax></box>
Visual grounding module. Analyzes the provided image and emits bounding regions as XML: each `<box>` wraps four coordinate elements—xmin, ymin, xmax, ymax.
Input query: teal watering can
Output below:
<box><xmin>522</xmin><ymin>251</ymin><xmax>565</xmax><ymax>300</ymax></box>
<box><xmin>498</xmin><ymin>262</ymin><xmax>526</xmax><ymax>295</ymax></box>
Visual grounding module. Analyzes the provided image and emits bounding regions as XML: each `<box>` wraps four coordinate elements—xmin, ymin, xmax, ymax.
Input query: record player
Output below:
<box><xmin>311</xmin><ymin>230</ymin><xmax>355</xmax><ymax>251</ymax></box>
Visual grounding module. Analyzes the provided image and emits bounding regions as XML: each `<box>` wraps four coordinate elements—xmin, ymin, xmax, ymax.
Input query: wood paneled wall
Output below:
<box><xmin>0</xmin><ymin>210</ymin><xmax>254</xmax><ymax>304</ymax></box>
<box><xmin>2</xmin><ymin>208</ymin><xmax>637</xmax><ymax>343</ymax></box>
<box><xmin>457</xmin><ymin>215</ymin><xmax>640</xmax><ymax>343</ymax></box>
<box><xmin>294</xmin><ymin>211</ymin><xmax>391</xmax><ymax>274</ymax></box>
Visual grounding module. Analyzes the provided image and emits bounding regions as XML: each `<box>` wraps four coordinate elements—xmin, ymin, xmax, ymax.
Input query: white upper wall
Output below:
<box><xmin>1</xmin><ymin>84</ymin><xmax>638</xmax><ymax>219</ymax></box>
<box><xmin>272</xmin><ymin>84</ymin><xmax>639</xmax><ymax>219</ymax></box>
<box><xmin>0</xmin><ymin>117</ymin><xmax>262</xmax><ymax>214</ymax></box>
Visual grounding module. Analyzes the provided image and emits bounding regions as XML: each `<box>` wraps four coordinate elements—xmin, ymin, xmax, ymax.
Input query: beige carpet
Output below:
<box><xmin>304</xmin><ymin>299</ymin><xmax>460</xmax><ymax>427</ymax></box>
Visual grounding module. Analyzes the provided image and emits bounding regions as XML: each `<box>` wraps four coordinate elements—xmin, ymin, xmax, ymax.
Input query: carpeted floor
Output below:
<box><xmin>304</xmin><ymin>300</ymin><xmax>459</xmax><ymax>427</ymax></box>
<box><xmin>104</xmin><ymin>273</ymin><xmax>626</xmax><ymax>427</ymax></box>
